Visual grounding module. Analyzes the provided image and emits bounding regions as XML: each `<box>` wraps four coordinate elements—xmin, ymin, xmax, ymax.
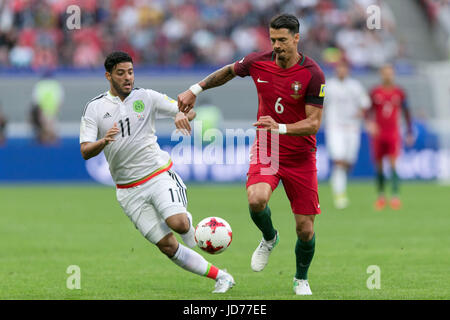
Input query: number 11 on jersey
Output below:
<box><xmin>118</xmin><ymin>118</ymin><xmax>131</xmax><ymax>137</ymax></box>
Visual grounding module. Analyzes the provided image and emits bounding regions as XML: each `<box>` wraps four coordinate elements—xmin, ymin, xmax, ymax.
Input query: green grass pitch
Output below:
<box><xmin>0</xmin><ymin>182</ymin><xmax>449</xmax><ymax>300</ymax></box>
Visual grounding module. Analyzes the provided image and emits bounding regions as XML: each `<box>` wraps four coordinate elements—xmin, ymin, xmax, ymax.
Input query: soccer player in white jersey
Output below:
<box><xmin>79</xmin><ymin>51</ymin><xmax>235</xmax><ymax>293</ymax></box>
<box><xmin>324</xmin><ymin>60</ymin><xmax>370</xmax><ymax>209</ymax></box>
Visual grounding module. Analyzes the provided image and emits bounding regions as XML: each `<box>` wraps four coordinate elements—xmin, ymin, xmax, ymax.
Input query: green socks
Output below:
<box><xmin>250</xmin><ymin>205</ymin><xmax>316</xmax><ymax>280</ymax></box>
<box><xmin>377</xmin><ymin>169</ymin><xmax>400</xmax><ymax>196</ymax></box>
<box><xmin>392</xmin><ymin>169</ymin><xmax>399</xmax><ymax>196</ymax></box>
<box><xmin>295</xmin><ymin>233</ymin><xmax>316</xmax><ymax>280</ymax></box>
<box><xmin>249</xmin><ymin>205</ymin><xmax>276</xmax><ymax>241</ymax></box>
<box><xmin>376</xmin><ymin>170</ymin><xmax>385</xmax><ymax>195</ymax></box>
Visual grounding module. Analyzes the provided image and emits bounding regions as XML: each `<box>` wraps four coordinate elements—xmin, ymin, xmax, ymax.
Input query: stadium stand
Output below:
<box><xmin>421</xmin><ymin>0</ymin><xmax>450</xmax><ymax>59</ymax></box>
<box><xmin>0</xmin><ymin>0</ymin><xmax>402</xmax><ymax>69</ymax></box>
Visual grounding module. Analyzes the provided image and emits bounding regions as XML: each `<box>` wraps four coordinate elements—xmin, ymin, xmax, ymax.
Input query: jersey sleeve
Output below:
<box><xmin>233</xmin><ymin>52</ymin><xmax>260</xmax><ymax>78</ymax></box>
<box><xmin>148</xmin><ymin>89</ymin><xmax>179</xmax><ymax>119</ymax></box>
<box><xmin>80</xmin><ymin>102</ymin><xmax>98</xmax><ymax>144</ymax></box>
<box><xmin>305</xmin><ymin>65</ymin><xmax>326</xmax><ymax>108</ymax></box>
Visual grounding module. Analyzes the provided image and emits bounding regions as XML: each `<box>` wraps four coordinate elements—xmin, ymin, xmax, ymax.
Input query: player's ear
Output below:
<box><xmin>105</xmin><ymin>71</ymin><xmax>111</xmax><ymax>81</ymax></box>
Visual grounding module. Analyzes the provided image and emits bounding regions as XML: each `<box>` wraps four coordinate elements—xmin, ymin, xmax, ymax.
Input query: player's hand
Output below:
<box><xmin>103</xmin><ymin>123</ymin><xmax>120</xmax><ymax>145</ymax></box>
<box><xmin>253</xmin><ymin>116</ymin><xmax>279</xmax><ymax>132</ymax></box>
<box><xmin>405</xmin><ymin>132</ymin><xmax>415</xmax><ymax>147</ymax></box>
<box><xmin>177</xmin><ymin>89</ymin><xmax>196</xmax><ymax>113</ymax></box>
<box><xmin>175</xmin><ymin>112</ymin><xmax>192</xmax><ymax>136</ymax></box>
<box><xmin>365</xmin><ymin>121</ymin><xmax>379</xmax><ymax>137</ymax></box>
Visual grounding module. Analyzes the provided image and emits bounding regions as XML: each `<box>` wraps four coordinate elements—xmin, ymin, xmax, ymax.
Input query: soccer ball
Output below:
<box><xmin>194</xmin><ymin>217</ymin><xmax>232</xmax><ymax>254</ymax></box>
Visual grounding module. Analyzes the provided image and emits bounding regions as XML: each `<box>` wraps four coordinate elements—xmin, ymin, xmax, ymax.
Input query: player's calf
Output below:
<box><xmin>166</xmin><ymin>212</ymin><xmax>196</xmax><ymax>248</ymax></box>
<box><xmin>156</xmin><ymin>233</ymin><xmax>179</xmax><ymax>257</ymax></box>
<box><xmin>168</xmin><ymin>239</ymin><xmax>236</xmax><ymax>293</ymax></box>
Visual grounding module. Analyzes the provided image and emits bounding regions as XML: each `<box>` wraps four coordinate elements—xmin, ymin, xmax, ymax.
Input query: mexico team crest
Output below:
<box><xmin>290</xmin><ymin>81</ymin><xmax>302</xmax><ymax>99</ymax></box>
<box><xmin>133</xmin><ymin>100</ymin><xmax>145</xmax><ymax>113</ymax></box>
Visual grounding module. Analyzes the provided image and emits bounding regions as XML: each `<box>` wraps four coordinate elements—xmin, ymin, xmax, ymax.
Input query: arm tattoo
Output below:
<box><xmin>200</xmin><ymin>65</ymin><xmax>235</xmax><ymax>90</ymax></box>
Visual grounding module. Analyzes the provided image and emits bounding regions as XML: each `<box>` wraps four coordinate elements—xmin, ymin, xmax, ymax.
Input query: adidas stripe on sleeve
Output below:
<box><xmin>80</xmin><ymin>101</ymin><xmax>99</xmax><ymax>144</ymax></box>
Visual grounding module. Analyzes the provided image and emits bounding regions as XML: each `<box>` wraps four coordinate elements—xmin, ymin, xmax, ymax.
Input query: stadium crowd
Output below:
<box><xmin>421</xmin><ymin>0</ymin><xmax>450</xmax><ymax>57</ymax></box>
<box><xmin>0</xmin><ymin>0</ymin><xmax>400</xmax><ymax>69</ymax></box>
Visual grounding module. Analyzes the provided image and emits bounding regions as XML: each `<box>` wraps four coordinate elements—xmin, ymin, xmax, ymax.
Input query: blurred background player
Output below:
<box><xmin>324</xmin><ymin>60</ymin><xmax>370</xmax><ymax>209</ymax></box>
<box><xmin>29</xmin><ymin>71</ymin><xmax>64</xmax><ymax>144</ymax></box>
<box><xmin>80</xmin><ymin>51</ymin><xmax>235</xmax><ymax>293</ymax></box>
<box><xmin>178</xmin><ymin>14</ymin><xmax>325</xmax><ymax>296</ymax></box>
<box><xmin>365</xmin><ymin>64</ymin><xmax>414</xmax><ymax>210</ymax></box>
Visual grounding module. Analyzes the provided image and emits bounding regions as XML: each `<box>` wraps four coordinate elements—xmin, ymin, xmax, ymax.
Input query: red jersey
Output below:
<box><xmin>369</xmin><ymin>85</ymin><xmax>407</xmax><ymax>138</ymax></box>
<box><xmin>234</xmin><ymin>51</ymin><xmax>326</xmax><ymax>163</ymax></box>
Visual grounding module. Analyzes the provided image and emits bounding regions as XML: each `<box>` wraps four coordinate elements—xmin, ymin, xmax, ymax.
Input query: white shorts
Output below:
<box><xmin>116</xmin><ymin>170</ymin><xmax>188</xmax><ymax>244</ymax></box>
<box><xmin>325</xmin><ymin>125</ymin><xmax>361</xmax><ymax>164</ymax></box>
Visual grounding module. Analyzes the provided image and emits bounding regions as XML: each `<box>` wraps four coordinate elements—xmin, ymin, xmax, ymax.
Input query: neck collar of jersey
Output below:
<box><xmin>271</xmin><ymin>51</ymin><xmax>305</xmax><ymax>68</ymax></box>
<box><xmin>106</xmin><ymin>90</ymin><xmax>131</xmax><ymax>103</ymax></box>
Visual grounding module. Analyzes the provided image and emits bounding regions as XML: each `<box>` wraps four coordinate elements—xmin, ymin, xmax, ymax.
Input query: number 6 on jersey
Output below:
<box><xmin>275</xmin><ymin>97</ymin><xmax>284</xmax><ymax>114</ymax></box>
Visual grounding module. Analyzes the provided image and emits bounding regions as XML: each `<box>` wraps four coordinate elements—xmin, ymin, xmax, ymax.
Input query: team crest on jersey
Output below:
<box><xmin>133</xmin><ymin>100</ymin><xmax>145</xmax><ymax>113</ymax></box>
<box><xmin>290</xmin><ymin>81</ymin><xmax>302</xmax><ymax>100</ymax></box>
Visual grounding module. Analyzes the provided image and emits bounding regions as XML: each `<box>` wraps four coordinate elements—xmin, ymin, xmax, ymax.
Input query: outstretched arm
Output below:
<box><xmin>177</xmin><ymin>64</ymin><xmax>236</xmax><ymax>113</ymax></box>
<box><xmin>174</xmin><ymin>110</ymin><xmax>196</xmax><ymax>136</ymax></box>
<box><xmin>199</xmin><ymin>64</ymin><xmax>236</xmax><ymax>90</ymax></box>
<box><xmin>80</xmin><ymin>123</ymin><xmax>120</xmax><ymax>160</ymax></box>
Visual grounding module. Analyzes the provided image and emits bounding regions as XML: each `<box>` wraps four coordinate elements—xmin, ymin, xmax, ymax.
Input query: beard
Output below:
<box><xmin>277</xmin><ymin>54</ymin><xmax>286</xmax><ymax>61</ymax></box>
<box><xmin>275</xmin><ymin>49</ymin><xmax>291</xmax><ymax>62</ymax></box>
<box><xmin>111</xmin><ymin>78</ymin><xmax>133</xmax><ymax>97</ymax></box>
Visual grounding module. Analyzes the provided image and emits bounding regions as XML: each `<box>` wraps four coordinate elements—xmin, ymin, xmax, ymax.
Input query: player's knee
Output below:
<box><xmin>297</xmin><ymin>230</ymin><xmax>314</xmax><ymax>242</ymax></box>
<box><xmin>248</xmin><ymin>196</ymin><xmax>267</xmax><ymax>212</ymax></box>
<box><xmin>167</xmin><ymin>214</ymin><xmax>190</xmax><ymax>234</ymax></box>
<box><xmin>248</xmin><ymin>194</ymin><xmax>268</xmax><ymax>212</ymax></box>
<box><xmin>296</xmin><ymin>224</ymin><xmax>314</xmax><ymax>242</ymax></box>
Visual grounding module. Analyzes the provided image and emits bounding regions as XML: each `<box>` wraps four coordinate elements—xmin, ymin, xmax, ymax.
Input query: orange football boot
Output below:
<box><xmin>390</xmin><ymin>197</ymin><xmax>402</xmax><ymax>210</ymax></box>
<box><xmin>374</xmin><ymin>196</ymin><xmax>386</xmax><ymax>211</ymax></box>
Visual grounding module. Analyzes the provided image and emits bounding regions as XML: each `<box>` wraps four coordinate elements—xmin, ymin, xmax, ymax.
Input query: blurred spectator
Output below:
<box><xmin>29</xmin><ymin>70</ymin><xmax>64</xmax><ymax>144</ymax></box>
<box><xmin>422</xmin><ymin>0</ymin><xmax>450</xmax><ymax>58</ymax></box>
<box><xmin>0</xmin><ymin>102</ymin><xmax>7</xmax><ymax>145</ymax></box>
<box><xmin>0</xmin><ymin>0</ymin><xmax>402</xmax><ymax>69</ymax></box>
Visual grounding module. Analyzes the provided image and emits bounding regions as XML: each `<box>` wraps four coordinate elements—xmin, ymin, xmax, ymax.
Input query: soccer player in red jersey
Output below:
<box><xmin>178</xmin><ymin>14</ymin><xmax>326</xmax><ymax>295</ymax></box>
<box><xmin>365</xmin><ymin>64</ymin><xmax>414</xmax><ymax>210</ymax></box>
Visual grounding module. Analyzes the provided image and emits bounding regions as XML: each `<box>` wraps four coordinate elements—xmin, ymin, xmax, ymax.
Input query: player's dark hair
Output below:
<box><xmin>270</xmin><ymin>14</ymin><xmax>300</xmax><ymax>34</ymax></box>
<box><xmin>104</xmin><ymin>51</ymin><xmax>133</xmax><ymax>73</ymax></box>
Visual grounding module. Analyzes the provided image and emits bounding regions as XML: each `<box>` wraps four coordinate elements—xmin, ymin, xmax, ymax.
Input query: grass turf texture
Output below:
<box><xmin>0</xmin><ymin>182</ymin><xmax>449</xmax><ymax>300</ymax></box>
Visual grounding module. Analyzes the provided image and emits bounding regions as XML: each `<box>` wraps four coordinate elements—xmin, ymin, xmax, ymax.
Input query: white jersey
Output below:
<box><xmin>324</xmin><ymin>77</ymin><xmax>370</xmax><ymax>130</ymax></box>
<box><xmin>80</xmin><ymin>88</ymin><xmax>179</xmax><ymax>185</ymax></box>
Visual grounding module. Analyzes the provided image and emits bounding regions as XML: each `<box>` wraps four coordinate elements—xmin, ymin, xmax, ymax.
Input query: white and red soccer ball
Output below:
<box><xmin>194</xmin><ymin>217</ymin><xmax>232</xmax><ymax>254</ymax></box>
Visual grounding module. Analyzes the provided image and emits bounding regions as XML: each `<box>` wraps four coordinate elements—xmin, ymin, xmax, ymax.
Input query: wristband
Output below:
<box><xmin>278</xmin><ymin>124</ymin><xmax>287</xmax><ymax>134</ymax></box>
<box><xmin>189</xmin><ymin>83</ymin><xmax>203</xmax><ymax>96</ymax></box>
